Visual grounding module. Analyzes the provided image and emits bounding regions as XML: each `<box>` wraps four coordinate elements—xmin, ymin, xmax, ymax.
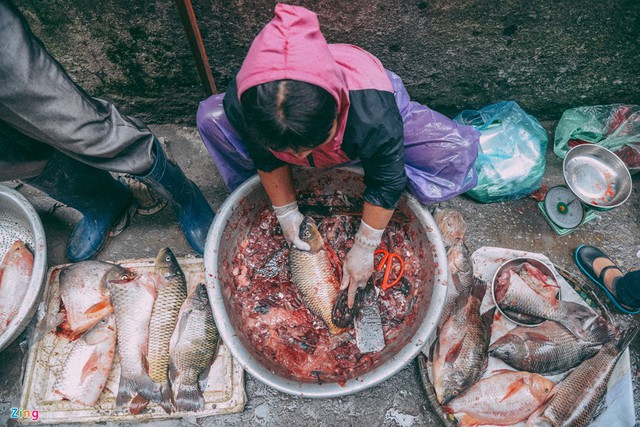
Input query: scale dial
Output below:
<box><xmin>543</xmin><ymin>186</ymin><xmax>585</xmax><ymax>229</ymax></box>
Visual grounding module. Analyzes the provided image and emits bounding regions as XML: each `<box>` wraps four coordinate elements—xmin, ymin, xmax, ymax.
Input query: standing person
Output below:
<box><xmin>0</xmin><ymin>0</ymin><xmax>214</xmax><ymax>260</ymax></box>
<box><xmin>197</xmin><ymin>3</ymin><xmax>479</xmax><ymax>305</ymax></box>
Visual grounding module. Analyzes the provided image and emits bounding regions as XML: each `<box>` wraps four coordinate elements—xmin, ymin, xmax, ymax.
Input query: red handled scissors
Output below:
<box><xmin>374</xmin><ymin>249</ymin><xmax>405</xmax><ymax>290</ymax></box>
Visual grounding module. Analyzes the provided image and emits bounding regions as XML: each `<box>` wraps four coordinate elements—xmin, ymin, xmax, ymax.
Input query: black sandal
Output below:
<box><xmin>574</xmin><ymin>245</ymin><xmax>640</xmax><ymax>314</ymax></box>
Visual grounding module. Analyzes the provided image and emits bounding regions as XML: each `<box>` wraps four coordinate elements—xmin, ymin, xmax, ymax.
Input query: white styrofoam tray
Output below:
<box><xmin>20</xmin><ymin>256</ymin><xmax>245</xmax><ymax>424</ymax></box>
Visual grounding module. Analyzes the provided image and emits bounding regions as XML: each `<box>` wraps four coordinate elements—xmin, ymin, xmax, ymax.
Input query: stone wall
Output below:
<box><xmin>16</xmin><ymin>0</ymin><xmax>640</xmax><ymax>124</ymax></box>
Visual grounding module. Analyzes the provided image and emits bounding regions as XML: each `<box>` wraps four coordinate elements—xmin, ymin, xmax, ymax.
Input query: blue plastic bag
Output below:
<box><xmin>454</xmin><ymin>101</ymin><xmax>548</xmax><ymax>203</ymax></box>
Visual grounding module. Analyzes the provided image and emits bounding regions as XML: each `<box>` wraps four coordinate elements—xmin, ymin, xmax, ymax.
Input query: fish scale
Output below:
<box><xmin>148</xmin><ymin>247</ymin><xmax>188</xmax><ymax>413</ymax></box>
<box><xmin>289</xmin><ymin>217</ymin><xmax>343</xmax><ymax>335</ymax></box>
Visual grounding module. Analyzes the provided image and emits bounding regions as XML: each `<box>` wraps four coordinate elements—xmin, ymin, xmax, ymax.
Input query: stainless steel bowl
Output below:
<box><xmin>491</xmin><ymin>257</ymin><xmax>560</xmax><ymax>327</ymax></box>
<box><xmin>563</xmin><ymin>144</ymin><xmax>632</xmax><ymax>210</ymax></box>
<box><xmin>204</xmin><ymin>167</ymin><xmax>448</xmax><ymax>398</ymax></box>
<box><xmin>0</xmin><ymin>185</ymin><xmax>47</xmax><ymax>352</ymax></box>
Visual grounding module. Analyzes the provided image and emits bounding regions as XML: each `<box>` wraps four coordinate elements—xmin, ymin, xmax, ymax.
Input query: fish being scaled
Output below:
<box><xmin>495</xmin><ymin>264</ymin><xmax>598</xmax><ymax>340</ymax></box>
<box><xmin>431</xmin><ymin>280</ymin><xmax>494</xmax><ymax>405</ymax></box>
<box><xmin>290</xmin><ymin>216</ymin><xmax>344</xmax><ymax>335</ymax></box>
<box><xmin>489</xmin><ymin>318</ymin><xmax>613</xmax><ymax>375</ymax></box>
<box><xmin>54</xmin><ymin>314</ymin><xmax>117</xmax><ymax>406</ymax></box>
<box><xmin>0</xmin><ymin>240</ymin><xmax>34</xmax><ymax>334</ymax></box>
<box><xmin>444</xmin><ymin>370</ymin><xmax>554</xmax><ymax>427</ymax></box>
<box><xmin>526</xmin><ymin>328</ymin><xmax>637</xmax><ymax>427</ymax></box>
<box><xmin>109</xmin><ymin>271</ymin><xmax>160</xmax><ymax>410</ymax></box>
<box><xmin>169</xmin><ymin>283</ymin><xmax>220</xmax><ymax>412</ymax></box>
<box><xmin>58</xmin><ymin>260</ymin><xmax>136</xmax><ymax>340</ymax></box>
<box><xmin>148</xmin><ymin>247</ymin><xmax>189</xmax><ymax>413</ymax></box>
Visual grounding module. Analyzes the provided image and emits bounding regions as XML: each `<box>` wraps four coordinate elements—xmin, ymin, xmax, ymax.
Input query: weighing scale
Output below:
<box><xmin>538</xmin><ymin>185</ymin><xmax>596</xmax><ymax>235</ymax></box>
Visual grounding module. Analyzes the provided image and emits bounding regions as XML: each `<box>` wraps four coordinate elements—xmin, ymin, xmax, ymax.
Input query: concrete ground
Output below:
<box><xmin>1</xmin><ymin>122</ymin><xmax>639</xmax><ymax>426</ymax></box>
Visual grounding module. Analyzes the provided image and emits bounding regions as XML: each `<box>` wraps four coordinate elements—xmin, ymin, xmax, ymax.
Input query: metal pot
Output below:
<box><xmin>204</xmin><ymin>167</ymin><xmax>447</xmax><ymax>397</ymax></box>
<box><xmin>0</xmin><ymin>185</ymin><xmax>47</xmax><ymax>352</ymax></box>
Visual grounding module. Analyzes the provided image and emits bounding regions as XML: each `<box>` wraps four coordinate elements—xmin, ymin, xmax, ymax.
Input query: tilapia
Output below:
<box><xmin>495</xmin><ymin>264</ymin><xmax>598</xmax><ymax>340</ymax></box>
<box><xmin>54</xmin><ymin>314</ymin><xmax>117</xmax><ymax>406</ymax></box>
<box><xmin>526</xmin><ymin>328</ymin><xmax>637</xmax><ymax>427</ymax></box>
<box><xmin>0</xmin><ymin>240</ymin><xmax>33</xmax><ymax>333</ymax></box>
<box><xmin>290</xmin><ymin>216</ymin><xmax>344</xmax><ymax>335</ymax></box>
<box><xmin>489</xmin><ymin>318</ymin><xmax>613</xmax><ymax>375</ymax></box>
<box><xmin>109</xmin><ymin>271</ymin><xmax>160</xmax><ymax>409</ymax></box>
<box><xmin>431</xmin><ymin>280</ymin><xmax>494</xmax><ymax>405</ymax></box>
<box><xmin>168</xmin><ymin>283</ymin><xmax>219</xmax><ymax>412</ymax></box>
<box><xmin>438</xmin><ymin>238</ymin><xmax>475</xmax><ymax>330</ymax></box>
<box><xmin>148</xmin><ymin>247</ymin><xmax>188</xmax><ymax>413</ymax></box>
<box><xmin>58</xmin><ymin>260</ymin><xmax>136</xmax><ymax>340</ymax></box>
<box><xmin>444</xmin><ymin>370</ymin><xmax>554</xmax><ymax>427</ymax></box>
<box><xmin>433</xmin><ymin>208</ymin><xmax>467</xmax><ymax>248</ymax></box>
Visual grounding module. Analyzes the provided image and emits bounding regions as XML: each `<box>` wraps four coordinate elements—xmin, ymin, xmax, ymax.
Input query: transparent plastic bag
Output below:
<box><xmin>554</xmin><ymin>104</ymin><xmax>640</xmax><ymax>174</ymax></box>
<box><xmin>454</xmin><ymin>101</ymin><xmax>548</xmax><ymax>203</ymax></box>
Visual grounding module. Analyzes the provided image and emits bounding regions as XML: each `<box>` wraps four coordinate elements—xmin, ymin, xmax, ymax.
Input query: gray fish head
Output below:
<box><xmin>104</xmin><ymin>265</ymin><xmax>138</xmax><ymax>283</ymax></box>
<box><xmin>488</xmin><ymin>336</ymin><xmax>525</xmax><ymax>364</ymax></box>
<box><xmin>155</xmin><ymin>247</ymin><xmax>180</xmax><ymax>278</ymax></box>
<box><xmin>298</xmin><ymin>216</ymin><xmax>324</xmax><ymax>251</ymax></box>
<box><xmin>190</xmin><ymin>283</ymin><xmax>210</xmax><ymax>309</ymax></box>
<box><xmin>438</xmin><ymin>372</ymin><xmax>468</xmax><ymax>405</ymax></box>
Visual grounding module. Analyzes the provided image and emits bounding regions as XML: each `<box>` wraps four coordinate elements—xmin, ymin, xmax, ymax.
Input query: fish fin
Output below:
<box><xmin>129</xmin><ymin>394</ymin><xmax>150</xmax><ymax>415</ymax></box>
<box><xmin>173</xmin><ymin>377</ymin><xmax>205</xmax><ymax>413</ymax></box>
<box><xmin>445</xmin><ymin>334</ymin><xmax>466</xmax><ymax>364</ymax></box>
<box><xmin>481</xmin><ymin>307</ymin><xmax>496</xmax><ymax>330</ymax></box>
<box><xmin>591</xmin><ymin>396</ymin><xmax>608</xmax><ymax>421</ymax></box>
<box><xmin>470</xmin><ymin>278</ymin><xmax>487</xmax><ymax>301</ymax></box>
<box><xmin>84</xmin><ymin>299</ymin><xmax>112</xmax><ymax>315</ymax></box>
<box><xmin>615</xmin><ymin>325</ymin><xmax>640</xmax><ymax>351</ymax></box>
<box><xmin>524</xmin><ymin>331</ymin><xmax>554</xmax><ymax>343</ymax></box>
<box><xmin>559</xmin><ymin>301</ymin><xmax>597</xmax><ymax>340</ymax></box>
<box><xmin>500</xmin><ymin>378</ymin><xmax>527</xmax><ymax>402</ymax></box>
<box><xmin>80</xmin><ymin>351</ymin><xmax>101</xmax><ymax>383</ymax></box>
<box><xmin>158</xmin><ymin>381</ymin><xmax>174</xmax><ymax>414</ymax></box>
<box><xmin>454</xmin><ymin>413</ymin><xmax>481</xmax><ymax>427</ymax></box>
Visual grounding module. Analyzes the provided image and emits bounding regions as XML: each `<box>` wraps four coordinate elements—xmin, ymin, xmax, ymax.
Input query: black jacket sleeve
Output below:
<box><xmin>341</xmin><ymin>89</ymin><xmax>407</xmax><ymax>209</ymax></box>
<box><xmin>222</xmin><ymin>78</ymin><xmax>286</xmax><ymax>172</ymax></box>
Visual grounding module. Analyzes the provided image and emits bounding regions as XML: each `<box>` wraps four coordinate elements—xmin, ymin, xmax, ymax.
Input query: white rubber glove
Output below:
<box><xmin>273</xmin><ymin>201</ymin><xmax>311</xmax><ymax>251</ymax></box>
<box><xmin>341</xmin><ymin>220</ymin><xmax>384</xmax><ymax>308</ymax></box>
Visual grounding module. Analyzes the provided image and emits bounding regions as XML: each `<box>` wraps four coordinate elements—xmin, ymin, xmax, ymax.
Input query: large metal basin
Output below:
<box><xmin>204</xmin><ymin>167</ymin><xmax>447</xmax><ymax>397</ymax></box>
<box><xmin>0</xmin><ymin>185</ymin><xmax>47</xmax><ymax>352</ymax></box>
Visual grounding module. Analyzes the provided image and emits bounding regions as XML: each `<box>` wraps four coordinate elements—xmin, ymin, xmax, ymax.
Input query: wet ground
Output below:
<box><xmin>1</xmin><ymin>121</ymin><xmax>639</xmax><ymax>426</ymax></box>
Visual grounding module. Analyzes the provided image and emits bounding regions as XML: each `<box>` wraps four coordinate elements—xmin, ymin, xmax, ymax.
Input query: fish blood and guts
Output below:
<box><xmin>429</xmin><ymin>209</ymin><xmax>625</xmax><ymax>427</ymax></box>
<box><xmin>48</xmin><ymin>248</ymin><xmax>219</xmax><ymax>414</ymax></box>
<box><xmin>230</xmin><ymin>194</ymin><xmax>423</xmax><ymax>383</ymax></box>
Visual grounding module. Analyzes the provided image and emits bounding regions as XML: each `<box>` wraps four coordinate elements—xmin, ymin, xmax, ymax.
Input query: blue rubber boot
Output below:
<box><xmin>135</xmin><ymin>140</ymin><xmax>214</xmax><ymax>254</ymax></box>
<box><xmin>26</xmin><ymin>152</ymin><xmax>135</xmax><ymax>262</ymax></box>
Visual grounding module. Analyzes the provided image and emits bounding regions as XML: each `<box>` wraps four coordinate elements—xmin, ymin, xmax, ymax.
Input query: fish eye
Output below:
<box><xmin>120</xmin><ymin>274</ymin><xmax>129</xmax><ymax>280</ymax></box>
<box><xmin>165</xmin><ymin>256</ymin><xmax>171</xmax><ymax>262</ymax></box>
<box><xmin>452</xmin><ymin>390</ymin><xmax>459</xmax><ymax>397</ymax></box>
<box><xmin>545</xmin><ymin>388</ymin><xmax>549</xmax><ymax>393</ymax></box>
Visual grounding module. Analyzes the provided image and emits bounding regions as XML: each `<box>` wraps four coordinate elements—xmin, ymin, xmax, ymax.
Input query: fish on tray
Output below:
<box><xmin>526</xmin><ymin>328</ymin><xmax>637</xmax><ymax>427</ymax></box>
<box><xmin>57</xmin><ymin>260</ymin><xmax>136</xmax><ymax>340</ymax></box>
<box><xmin>495</xmin><ymin>262</ymin><xmax>600</xmax><ymax>340</ymax></box>
<box><xmin>489</xmin><ymin>317</ymin><xmax>616</xmax><ymax>375</ymax></box>
<box><xmin>290</xmin><ymin>216</ymin><xmax>345</xmax><ymax>335</ymax></box>
<box><xmin>108</xmin><ymin>271</ymin><xmax>160</xmax><ymax>412</ymax></box>
<box><xmin>431</xmin><ymin>279</ymin><xmax>495</xmax><ymax>405</ymax></box>
<box><xmin>444</xmin><ymin>370</ymin><xmax>554</xmax><ymax>427</ymax></box>
<box><xmin>169</xmin><ymin>283</ymin><xmax>220</xmax><ymax>412</ymax></box>
<box><xmin>0</xmin><ymin>240</ymin><xmax>33</xmax><ymax>334</ymax></box>
<box><xmin>53</xmin><ymin>314</ymin><xmax>117</xmax><ymax>406</ymax></box>
<box><xmin>148</xmin><ymin>247</ymin><xmax>189</xmax><ymax>413</ymax></box>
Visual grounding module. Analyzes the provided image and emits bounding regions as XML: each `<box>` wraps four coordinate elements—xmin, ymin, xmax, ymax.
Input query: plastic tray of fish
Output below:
<box><xmin>19</xmin><ymin>256</ymin><xmax>245</xmax><ymax>424</ymax></box>
<box><xmin>419</xmin><ymin>247</ymin><xmax>634</xmax><ymax>427</ymax></box>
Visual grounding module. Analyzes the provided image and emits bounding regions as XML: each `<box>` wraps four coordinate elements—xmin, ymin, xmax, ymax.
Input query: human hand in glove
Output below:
<box><xmin>273</xmin><ymin>201</ymin><xmax>311</xmax><ymax>251</ymax></box>
<box><xmin>340</xmin><ymin>220</ymin><xmax>384</xmax><ymax>308</ymax></box>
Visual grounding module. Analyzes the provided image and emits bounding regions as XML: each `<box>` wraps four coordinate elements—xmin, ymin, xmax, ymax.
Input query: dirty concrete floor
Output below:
<box><xmin>1</xmin><ymin>122</ymin><xmax>639</xmax><ymax>426</ymax></box>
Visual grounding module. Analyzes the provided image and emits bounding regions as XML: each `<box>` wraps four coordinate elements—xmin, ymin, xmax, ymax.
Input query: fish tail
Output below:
<box><xmin>116</xmin><ymin>373</ymin><xmax>161</xmax><ymax>406</ymax></box>
<box><xmin>173</xmin><ymin>378</ymin><xmax>205</xmax><ymax>413</ymax></box>
<box><xmin>615</xmin><ymin>325</ymin><xmax>640</xmax><ymax>351</ymax></box>
<box><xmin>158</xmin><ymin>381</ymin><xmax>174</xmax><ymax>414</ymax></box>
<box><xmin>558</xmin><ymin>301</ymin><xmax>598</xmax><ymax>339</ymax></box>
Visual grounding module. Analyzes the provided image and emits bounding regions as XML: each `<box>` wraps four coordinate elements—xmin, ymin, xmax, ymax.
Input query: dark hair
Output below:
<box><xmin>240</xmin><ymin>80</ymin><xmax>337</xmax><ymax>152</ymax></box>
